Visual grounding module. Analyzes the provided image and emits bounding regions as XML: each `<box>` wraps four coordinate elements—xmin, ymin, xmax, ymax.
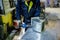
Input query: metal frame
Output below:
<box><xmin>0</xmin><ymin>0</ymin><xmax>5</xmax><ymax>15</ymax></box>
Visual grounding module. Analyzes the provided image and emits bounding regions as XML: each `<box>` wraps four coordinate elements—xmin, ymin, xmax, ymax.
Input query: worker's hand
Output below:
<box><xmin>13</xmin><ymin>20</ymin><xmax>21</xmax><ymax>29</ymax></box>
<box><xmin>21</xmin><ymin>22</ymin><xmax>26</xmax><ymax>28</ymax></box>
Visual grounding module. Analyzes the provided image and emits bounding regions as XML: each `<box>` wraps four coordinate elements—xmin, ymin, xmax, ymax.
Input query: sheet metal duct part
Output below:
<box><xmin>31</xmin><ymin>17</ymin><xmax>44</xmax><ymax>32</ymax></box>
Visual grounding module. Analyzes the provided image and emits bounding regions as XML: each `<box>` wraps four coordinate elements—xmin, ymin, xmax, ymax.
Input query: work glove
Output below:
<box><xmin>21</xmin><ymin>22</ymin><xmax>26</xmax><ymax>28</ymax></box>
<box><xmin>13</xmin><ymin>20</ymin><xmax>21</xmax><ymax>29</ymax></box>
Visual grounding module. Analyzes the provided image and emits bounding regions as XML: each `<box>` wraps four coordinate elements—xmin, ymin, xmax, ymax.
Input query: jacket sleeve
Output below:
<box><xmin>34</xmin><ymin>0</ymin><xmax>41</xmax><ymax>17</ymax></box>
<box><xmin>15</xmin><ymin>0</ymin><xmax>22</xmax><ymax>20</ymax></box>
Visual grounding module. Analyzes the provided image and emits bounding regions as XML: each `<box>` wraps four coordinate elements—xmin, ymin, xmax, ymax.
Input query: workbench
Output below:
<box><xmin>20</xmin><ymin>17</ymin><xmax>57</xmax><ymax>40</ymax></box>
<box><xmin>21</xmin><ymin>27</ymin><xmax>57</xmax><ymax>40</ymax></box>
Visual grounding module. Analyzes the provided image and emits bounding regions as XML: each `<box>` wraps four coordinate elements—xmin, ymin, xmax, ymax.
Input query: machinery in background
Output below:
<box><xmin>40</xmin><ymin>1</ymin><xmax>45</xmax><ymax>19</ymax></box>
<box><xmin>9</xmin><ymin>0</ymin><xmax>17</xmax><ymax>20</ymax></box>
<box><xmin>0</xmin><ymin>0</ymin><xmax>5</xmax><ymax>14</ymax></box>
<box><xmin>9</xmin><ymin>0</ymin><xmax>17</xmax><ymax>8</ymax></box>
<box><xmin>57</xmin><ymin>0</ymin><xmax>60</xmax><ymax>7</ymax></box>
<box><xmin>0</xmin><ymin>6</ymin><xmax>3</xmax><ymax>14</ymax></box>
<box><xmin>0</xmin><ymin>0</ymin><xmax>5</xmax><ymax>40</ymax></box>
<box><xmin>0</xmin><ymin>0</ymin><xmax>16</xmax><ymax>40</ymax></box>
<box><xmin>40</xmin><ymin>1</ymin><xmax>48</xmax><ymax>24</ymax></box>
<box><xmin>45</xmin><ymin>0</ymin><xmax>60</xmax><ymax>7</ymax></box>
<box><xmin>0</xmin><ymin>16</ymin><xmax>4</xmax><ymax>40</ymax></box>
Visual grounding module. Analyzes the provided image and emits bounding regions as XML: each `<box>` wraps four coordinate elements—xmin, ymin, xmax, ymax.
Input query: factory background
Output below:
<box><xmin>0</xmin><ymin>0</ymin><xmax>60</xmax><ymax>40</ymax></box>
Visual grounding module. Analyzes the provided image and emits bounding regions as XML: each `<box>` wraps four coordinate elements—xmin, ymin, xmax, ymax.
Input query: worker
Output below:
<box><xmin>14</xmin><ymin>0</ymin><xmax>40</xmax><ymax>39</ymax></box>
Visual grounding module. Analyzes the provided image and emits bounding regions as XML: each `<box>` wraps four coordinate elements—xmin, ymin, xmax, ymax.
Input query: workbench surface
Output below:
<box><xmin>21</xmin><ymin>28</ymin><xmax>57</xmax><ymax>40</ymax></box>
